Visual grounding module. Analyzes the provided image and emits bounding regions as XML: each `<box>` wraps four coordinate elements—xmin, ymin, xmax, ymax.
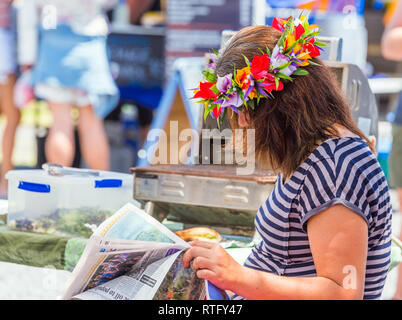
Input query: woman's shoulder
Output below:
<box><xmin>304</xmin><ymin>136</ymin><xmax>374</xmax><ymax>173</ymax></box>
<box><xmin>297</xmin><ymin>136</ymin><xmax>383</xmax><ymax>202</ymax></box>
<box><xmin>295</xmin><ymin>136</ymin><xmax>389</xmax><ymax>230</ymax></box>
<box><xmin>284</xmin><ymin>136</ymin><xmax>380</xmax><ymax>198</ymax></box>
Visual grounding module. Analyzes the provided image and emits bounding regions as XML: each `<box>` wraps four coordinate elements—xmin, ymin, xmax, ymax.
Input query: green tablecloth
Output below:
<box><xmin>0</xmin><ymin>225</ymin><xmax>400</xmax><ymax>273</ymax></box>
<box><xmin>0</xmin><ymin>226</ymin><xmax>87</xmax><ymax>271</ymax></box>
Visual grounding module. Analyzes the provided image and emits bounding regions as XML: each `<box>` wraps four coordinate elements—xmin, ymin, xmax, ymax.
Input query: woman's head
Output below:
<box><xmin>215</xmin><ymin>25</ymin><xmax>371</xmax><ymax>178</ymax></box>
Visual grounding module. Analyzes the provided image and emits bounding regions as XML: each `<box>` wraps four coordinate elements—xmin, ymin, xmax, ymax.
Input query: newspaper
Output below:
<box><xmin>62</xmin><ymin>203</ymin><xmax>229</xmax><ymax>300</ymax></box>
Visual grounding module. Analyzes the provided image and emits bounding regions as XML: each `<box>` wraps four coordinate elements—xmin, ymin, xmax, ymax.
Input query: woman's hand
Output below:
<box><xmin>182</xmin><ymin>240</ymin><xmax>244</xmax><ymax>291</ymax></box>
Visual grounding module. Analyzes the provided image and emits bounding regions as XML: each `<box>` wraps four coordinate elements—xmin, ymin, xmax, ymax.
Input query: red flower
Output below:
<box><xmin>250</xmin><ymin>54</ymin><xmax>270</xmax><ymax>81</ymax></box>
<box><xmin>193</xmin><ymin>82</ymin><xmax>218</xmax><ymax>100</ymax></box>
<box><xmin>272</xmin><ymin>17</ymin><xmax>287</xmax><ymax>32</ymax></box>
<box><xmin>212</xmin><ymin>106</ymin><xmax>222</xmax><ymax>118</ymax></box>
<box><xmin>261</xmin><ymin>74</ymin><xmax>284</xmax><ymax>93</ymax></box>
<box><xmin>303</xmin><ymin>38</ymin><xmax>320</xmax><ymax>58</ymax></box>
<box><xmin>264</xmin><ymin>80</ymin><xmax>284</xmax><ymax>93</ymax></box>
<box><xmin>295</xmin><ymin>23</ymin><xmax>305</xmax><ymax>40</ymax></box>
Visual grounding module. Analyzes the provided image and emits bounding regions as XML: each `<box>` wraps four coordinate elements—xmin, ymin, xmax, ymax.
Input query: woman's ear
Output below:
<box><xmin>238</xmin><ymin>112</ymin><xmax>250</xmax><ymax>128</ymax></box>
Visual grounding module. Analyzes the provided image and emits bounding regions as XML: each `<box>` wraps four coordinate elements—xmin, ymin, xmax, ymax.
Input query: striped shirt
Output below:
<box><xmin>238</xmin><ymin>137</ymin><xmax>392</xmax><ymax>300</ymax></box>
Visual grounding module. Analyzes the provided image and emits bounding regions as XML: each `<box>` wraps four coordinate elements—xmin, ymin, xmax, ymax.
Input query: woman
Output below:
<box><xmin>184</xmin><ymin>17</ymin><xmax>393</xmax><ymax>300</ymax></box>
<box><xmin>17</xmin><ymin>0</ymin><xmax>119</xmax><ymax>170</ymax></box>
<box><xmin>0</xmin><ymin>0</ymin><xmax>20</xmax><ymax>195</ymax></box>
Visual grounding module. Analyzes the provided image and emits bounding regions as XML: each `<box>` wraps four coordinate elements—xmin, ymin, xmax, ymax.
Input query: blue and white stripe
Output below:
<box><xmin>238</xmin><ymin>137</ymin><xmax>392</xmax><ymax>300</ymax></box>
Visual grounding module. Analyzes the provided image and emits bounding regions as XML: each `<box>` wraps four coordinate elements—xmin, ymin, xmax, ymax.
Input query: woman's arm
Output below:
<box><xmin>183</xmin><ymin>204</ymin><xmax>368</xmax><ymax>300</ymax></box>
<box><xmin>382</xmin><ymin>0</ymin><xmax>402</xmax><ymax>61</ymax></box>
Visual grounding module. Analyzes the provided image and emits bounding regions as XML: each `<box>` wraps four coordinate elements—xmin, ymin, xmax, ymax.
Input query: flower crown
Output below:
<box><xmin>192</xmin><ymin>16</ymin><xmax>326</xmax><ymax>123</ymax></box>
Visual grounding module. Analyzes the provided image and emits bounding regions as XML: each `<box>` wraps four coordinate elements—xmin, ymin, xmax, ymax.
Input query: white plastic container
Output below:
<box><xmin>6</xmin><ymin>167</ymin><xmax>134</xmax><ymax>237</ymax></box>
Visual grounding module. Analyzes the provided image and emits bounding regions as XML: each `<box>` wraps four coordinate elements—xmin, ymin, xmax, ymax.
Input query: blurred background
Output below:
<box><xmin>0</xmin><ymin>0</ymin><xmax>399</xmax><ymax>175</ymax></box>
<box><xmin>0</xmin><ymin>0</ymin><xmax>396</xmax><ymax>172</ymax></box>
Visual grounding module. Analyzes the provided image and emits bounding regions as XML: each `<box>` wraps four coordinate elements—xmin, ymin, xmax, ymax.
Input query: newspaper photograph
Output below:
<box><xmin>62</xmin><ymin>203</ymin><xmax>229</xmax><ymax>300</ymax></box>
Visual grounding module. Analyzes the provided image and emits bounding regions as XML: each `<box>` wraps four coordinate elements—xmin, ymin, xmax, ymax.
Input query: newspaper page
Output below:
<box><xmin>93</xmin><ymin>203</ymin><xmax>189</xmax><ymax>245</ymax></box>
<box><xmin>72</xmin><ymin>244</ymin><xmax>188</xmax><ymax>300</ymax></box>
<box><xmin>62</xmin><ymin>203</ymin><xmax>193</xmax><ymax>299</ymax></box>
<box><xmin>63</xmin><ymin>203</ymin><xmax>228</xmax><ymax>300</ymax></box>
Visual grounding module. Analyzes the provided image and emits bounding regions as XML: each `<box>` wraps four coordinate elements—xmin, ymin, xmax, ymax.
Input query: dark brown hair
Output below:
<box><xmin>215</xmin><ymin>25</ymin><xmax>372</xmax><ymax>178</ymax></box>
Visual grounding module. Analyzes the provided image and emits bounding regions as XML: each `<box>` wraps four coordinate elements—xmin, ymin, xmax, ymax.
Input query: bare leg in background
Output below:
<box><xmin>45</xmin><ymin>102</ymin><xmax>75</xmax><ymax>167</ymax></box>
<box><xmin>0</xmin><ymin>74</ymin><xmax>21</xmax><ymax>195</ymax></box>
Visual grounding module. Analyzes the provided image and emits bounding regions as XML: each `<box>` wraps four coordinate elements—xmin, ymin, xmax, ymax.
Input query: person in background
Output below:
<box><xmin>0</xmin><ymin>0</ymin><xmax>20</xmax><ymax>195</ymax></box>
<box><xmin>107</xmin><ymin>0</ymin><xmax>163</xmax><ymax>148</ymax></box>
<box><xmin>381</xmin><ymin>0</ymin><xmax>402</xmax><ymax>300</ymax></box>
<box><xmin>17</xmin><ymin>0</ymin><xmax>119</xmax><ymax>170</ymax></box>
<box><xmin>128</xmin><ymin>0</ymin><xmax>162</xmax><ymax>146</ymax></box>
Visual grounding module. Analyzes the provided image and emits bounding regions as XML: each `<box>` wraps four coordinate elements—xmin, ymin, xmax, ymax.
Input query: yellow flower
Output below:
<box><xmin>248</xmin><ymin>88</ymin><xmax>257</xmax><ymax>100</ymax></box>
<box><xmin>235</xmin><ymin>67</ymin><xmax>252</xmax><ymax>90</ymax></box>
<box><xmin>284</xmin><ymin>34</ymin><xmax>302</xmax><ymax>54</ymax></box>
<box><xmin>284</xmin><ymin>34</ymin><xmax>295</xmax><ymax>51</ymax></box>
<box><xmin>297</xmin><ymin>59</ymin><xmax>310</xmax><ymax>67</ymax></box>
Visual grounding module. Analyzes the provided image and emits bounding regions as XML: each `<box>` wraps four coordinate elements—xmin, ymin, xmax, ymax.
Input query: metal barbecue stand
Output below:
<box><xmin>131</xmin><ymin>33</ymin><xmax>378</xmax><ymax>241</ymax></box>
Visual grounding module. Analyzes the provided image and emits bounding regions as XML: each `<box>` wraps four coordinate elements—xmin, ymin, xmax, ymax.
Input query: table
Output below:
<box><xmin>0</xmin><ymin>224</ymin><xmax>252</xmax><ymax>271</ymax></box>
<box><xmin>0</xmin><ymin>225</ymin><xmax>87</xmax><ymax>272</ymax></box>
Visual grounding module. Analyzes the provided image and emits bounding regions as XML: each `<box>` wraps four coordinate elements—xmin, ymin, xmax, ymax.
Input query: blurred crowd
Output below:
<box><xmin>0</xmin><ymin>0</ymin><xmax>400</xmax><ymax>299</ymax></box>
<box><xmin>0</xmin><ymin>1</ymin><xmax>400</xmax><ymax>197</ymax></box>
<box><xmin>0</xmin><ymin>0</ymin><xmax>164</xmax><ymax>196</ymax></box>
